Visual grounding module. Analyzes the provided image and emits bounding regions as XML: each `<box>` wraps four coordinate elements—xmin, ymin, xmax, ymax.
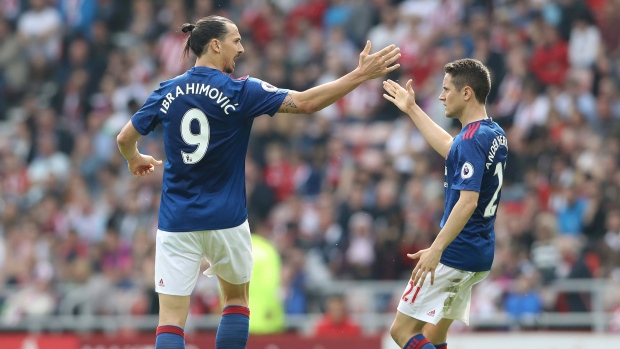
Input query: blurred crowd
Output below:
<box><xmin>1</xmin><ymin>0</ymin><xmax>620</xmax><ymax>334</ymax></box>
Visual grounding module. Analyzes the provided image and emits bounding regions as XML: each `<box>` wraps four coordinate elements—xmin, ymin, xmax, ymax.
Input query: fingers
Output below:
<box><xmin>384</xmin><ymin>79</ymin><xmax>403</xmax><ymax>91</ymax></box>
<box><xmin>378</xmin><ymin>46</ymin><xmax>400</xmax><ymax>73</ymax></box>
<box><xmin>418</xmin><ymin>271</ymin><xmax>427</xmax><ymax>288</ymax></box>
<box><xmin>430</xmin><ymin>269</ymin><xmax>435</xmax><ymax>286</ymax></box>
<box><xmin>382</xmin><ymin>82</ymin><xmax>394</xmax><ymax>96</ymax></box>
<box><xmin>412</xmin><ymin>267</ymin><xmax>426</xmax><ymax>288</ymax></box>
<box><xmin>410</xmin><ymin>265</ymin><xmax>420</xmax><ymax>284</ymax></box>
<box><xmin>382</xmin><ymin>93</ymin><xmax>395</xmax><ymax>103</ymax></box>
<box><xmin>375</xmin><ymin>44</ymin><xmax>396</xmax><ymax>57</ymax></box>
<box><xmin>133</xmin><ymin>165</ymin><xmax>156</xmax><ymax>177</ymax></box>
<box><xmin>382</xmin><ymin>80</ymin><xmax>398</xmax><ymax>96</ymax></box>
<box><xmin>385</xmin><ymin>63</ymin><xmax>401</xmax><ymax>73</ymax></box>
<box><xmin>382</xmin><ymin>47</ymin><xmax>401</xmax><ymax>63</ymax></box>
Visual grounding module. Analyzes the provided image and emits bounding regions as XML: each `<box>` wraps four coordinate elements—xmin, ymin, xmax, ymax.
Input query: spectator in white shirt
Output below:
<box><xmin>568</xmin><ymin>15</ymin><xmax>601</xmax><ymax>68</ymax></box>
<box><xmin>17</xmin><ymin>0</ymin><xmax>62</xmax><ymax>62</ymax></box>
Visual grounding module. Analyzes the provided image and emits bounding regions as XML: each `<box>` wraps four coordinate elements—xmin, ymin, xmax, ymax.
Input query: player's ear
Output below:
<box><xmin>210</xmin><ymin>39</ymin><xmax>220</xmax><ymax>53</ymax></box>
<box><xmin>463</xmin><ymin>86</ymin><xmax>472</xmax><ymax>101</ymax></box>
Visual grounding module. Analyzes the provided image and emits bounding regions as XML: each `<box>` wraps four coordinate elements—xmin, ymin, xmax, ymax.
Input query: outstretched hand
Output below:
<box><xmin>356</xmin><ymin>41</ymin><xmax>401</xmax><ymax>80</ymax></box>
<box><xmin>128</xmin><ymin>153</ymin><xmax>163</xmax><ymax>177</ymax></box>
<box><xmin>383</xmin><ymin>79</ymin><xmax>417</xmax><ymax>114</ymax></box>
<box><xmin>407</xmin><ymin>247</ymin><xmax>443</xmax><ymax>287</ymax></box>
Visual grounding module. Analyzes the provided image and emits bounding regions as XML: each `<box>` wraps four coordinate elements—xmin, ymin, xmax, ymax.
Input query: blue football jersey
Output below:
<box><xmin>131</xmin><ymin>66</ymin><xmax>288</xmax><ymax>232</ymax></box>
<box><xmin>440</xmin><ymin>118</ymin><xmax>508</xmax><ymax>272</ymax></box>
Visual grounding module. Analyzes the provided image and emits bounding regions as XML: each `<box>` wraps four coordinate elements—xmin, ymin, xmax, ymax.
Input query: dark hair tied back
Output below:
<box><xmin>181</xmin><ymin>16</ymin><xmax>234</xmax><ymax>61</ymax></box>
<box><xmin>181</xmin><ymin>23</ymin><xmax>196</xmax><ymax>33</ymax></box>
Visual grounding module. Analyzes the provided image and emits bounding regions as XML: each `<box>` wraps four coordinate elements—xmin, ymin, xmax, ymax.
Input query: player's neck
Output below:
<box><xmin>195</xmin><ymin>55</ymin><xmax>223</xmax><ymax>72</ymax></box>
<box><xmin>458</xmin><ymin>104</ymin><xmax>489</xmax><ymax>127</ymax></box>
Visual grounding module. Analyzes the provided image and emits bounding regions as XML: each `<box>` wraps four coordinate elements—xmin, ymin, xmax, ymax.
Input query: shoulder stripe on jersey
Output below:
<box><xmin>463</xmin><ymin>124</ymin><xmax>473</xmax><ymax>139</ymax></box>
<box><xmin>463</xmin><ymin>122</ymin><xmax>480</xmax><ymax>140</ymax></box>
<box><xmin>471</xmin><ymin>122</ymin><xmax>481</xmax><ymax>139</ymax></box>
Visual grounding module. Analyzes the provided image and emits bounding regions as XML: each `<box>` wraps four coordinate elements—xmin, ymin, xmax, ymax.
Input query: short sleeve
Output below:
<box><xmin>131</xmin><ymin>90</ymin><xmax>162</xmax><ymax>135</ymax></box>
<box><xmin>240</xmin><ymin>77</ymin><xmax>289</xmax><ymax>118</ymax></box>
<box><xmin>451</xmin><ymin>138</ymin><xmax>487</xmax><ymax>192</ymax></box>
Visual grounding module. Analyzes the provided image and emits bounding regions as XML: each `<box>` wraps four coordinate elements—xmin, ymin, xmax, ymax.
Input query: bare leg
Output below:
<box><xmin>217</xmin><ymin>276</ymin><xmax>249</xmax><ymax>307</ymax></box>
<box><xmin>215</xmin><ymin>276</ymin><xmax>250</xmax><ymax>349</ymax></box>
<box><xmin>423</xmin><ymin>318</ymin><xmax>454</xmax><ymax>345</ymax></box>
<box><xmin>158</xmin><ymin>293</ymin><xmax>191</xmax><ymax>328</ymax></box>
<box><xmin>389</xmin><ymin>311</ymin><xmax>428</xmax><ymax>348</ymax></box>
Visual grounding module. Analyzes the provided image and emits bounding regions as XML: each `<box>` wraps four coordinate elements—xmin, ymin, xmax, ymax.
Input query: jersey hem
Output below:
<box><xmin>157</xmin><ymin>216</ymin><xmax>248</xmax><ymax>232</ymax></box>
<box><xmin>438</xmin><ymin>258</ymin><xmax>491</xmax><ymax>273</ymax></box>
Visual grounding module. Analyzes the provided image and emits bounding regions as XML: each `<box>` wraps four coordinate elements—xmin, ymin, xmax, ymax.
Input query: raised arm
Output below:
<box><xmin>383</xmin><ymin>79</ymin><xmax>453</xmax><ymax>158</ymax></box>
<box><xmin>278</xmin><ymin>41</ymin><xmax>400</xmax><ymax>114</ymax></box>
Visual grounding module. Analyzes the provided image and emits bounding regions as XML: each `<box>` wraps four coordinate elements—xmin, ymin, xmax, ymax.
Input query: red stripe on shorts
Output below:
<box><xmin>411</xmin><ymin>286</ymin><xmax>422</xmax><ymax>304</ymax></box>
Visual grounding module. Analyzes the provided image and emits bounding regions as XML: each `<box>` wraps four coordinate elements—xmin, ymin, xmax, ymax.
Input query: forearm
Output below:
<box><xmin>297</xmin><ymin>69</ymin><xmax>366</xmax><ymax>113</ymax></box>
<box><xmin>406</xmin><ymin>104</ymin><xmax>453</xmax><ymax>158</ymax></box>
<box><xmin>117</xmin><ymin>138</ymin><xmax>139</xmax><ymax>162</ymax></box>
<box><xmin>117</xmin><ymin>122</ymin><xmax>141</xmax><ymax>161</ymax></box>
<box><xmin>431</xmin><ymin>199</ymin><xmax>477</xmax><ymax>252</ymax></box>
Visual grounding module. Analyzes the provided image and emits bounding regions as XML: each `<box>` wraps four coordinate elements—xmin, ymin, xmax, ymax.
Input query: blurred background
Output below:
<box><xmin>0</xmin><ymin>0</ymin><xmax>620</xmax><ymax>348</ymax></box>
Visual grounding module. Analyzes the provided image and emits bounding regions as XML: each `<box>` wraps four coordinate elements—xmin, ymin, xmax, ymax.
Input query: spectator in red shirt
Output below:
<box><xmin>529</xmin><ymin>24</ymin><xmax>569</xmax><ymax>86</ymax></box>
<box><xmin>314</xmin><ymin>294</ymin><xmax>362</xmax><ymax>336</ymax></box>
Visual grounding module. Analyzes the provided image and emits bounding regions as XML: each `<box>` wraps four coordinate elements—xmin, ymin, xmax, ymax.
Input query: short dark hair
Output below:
<box><xmin>181</xmin><ymin>16</ymin><xmax>234</xmax><ymax>60</ymax></box>
<box><xmin>444</xmin><ymin>58</ymin><xmax>491</xmax><ymax>104</ymax></box>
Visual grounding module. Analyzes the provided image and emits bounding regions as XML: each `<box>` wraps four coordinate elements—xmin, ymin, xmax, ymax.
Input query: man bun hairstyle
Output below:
<box><xmin>444</xmin><ymin>58</ymin><xmax>491</xmax><ymax>104</ymax></box>
<box><xmin>181</xmin><ymin>16</ymin><xmax>234</xmax><ymax>60</ymax></box>
<box><xmin>181</xmin><ymin>23</ymin><xmax>195</xmax><ymax>33</ymax></box>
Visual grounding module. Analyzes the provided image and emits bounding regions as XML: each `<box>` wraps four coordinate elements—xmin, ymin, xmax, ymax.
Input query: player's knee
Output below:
<box><xmin>218</xmin><ymin>278</ymin><xmax>249</xmax><ymax>307</ymax></box>
<box><xmin>389</xmin><ymin>320</ymin><xmax>408</xmax><ymax>345</ymax></box>
<box><xmin>221</xmin><ymin>295</ymin><xmax>249</xmax><ymax>307</ymax></box>
<box><xmin>158</xmin><ymin>294</ymin><xmax>191</xmax><ymax>328</ymax></box>
<box><xmin>422</xmin><ymin>323</ymin><xmax>449</xmax><ymax>344</ymax></box>
<box><xmin>220</xmin><ymin>287</ymin><xmax>249</xmax><ymax>307</ymax></box>
<box><xmin>422</xmin><ymin>328</ymin><xmax>440</xmax><ymax>344</ymax></box>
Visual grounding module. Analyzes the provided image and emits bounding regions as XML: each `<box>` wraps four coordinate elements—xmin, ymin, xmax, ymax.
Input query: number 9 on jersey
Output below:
<box><xmin>181</xmin><ymin>108</ymin><xmax>210</xmax><ymax>164</ymax></box>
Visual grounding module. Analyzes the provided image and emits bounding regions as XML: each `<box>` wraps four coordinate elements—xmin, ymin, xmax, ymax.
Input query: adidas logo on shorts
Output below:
<box><xmin>159</xmin><ymin>279</ymin><xmax>165</xmax><ymax>287</ymax></box>
<box><xmin>427</xmin><ymin>310</ymin><xmax>435</xmax><ymax>317</ymax></box>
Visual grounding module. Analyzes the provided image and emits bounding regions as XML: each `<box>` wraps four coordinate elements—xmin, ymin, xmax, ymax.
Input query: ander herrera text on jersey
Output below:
<box><xmin>440</xmin><ymin>118</ymin><xmax>508</xmax><ymax>272</ymax></box>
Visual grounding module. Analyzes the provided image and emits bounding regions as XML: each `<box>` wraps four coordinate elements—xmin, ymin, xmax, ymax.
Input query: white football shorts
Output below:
<box><xmin>397</xmin><ymin>262</ymin><xmax>489</xmax><ymax>325</ymax></box>
<box><xmin>155</xmin><ymin>220</ymin><xmax>253</xmax><ymax>296</ymax></box>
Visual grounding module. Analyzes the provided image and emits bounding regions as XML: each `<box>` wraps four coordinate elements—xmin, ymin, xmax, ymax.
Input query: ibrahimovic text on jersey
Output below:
<box><xmin>131</xmin><ymin>66</ymin><xmax>288</xmax><ymax>232</ymax></box>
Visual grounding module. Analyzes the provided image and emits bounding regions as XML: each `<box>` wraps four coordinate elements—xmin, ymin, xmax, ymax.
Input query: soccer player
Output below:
<box><xmin>382</xmin><ymin>59</ymin><xmax>508</xmax><ymax>349</ymax></box>
<box><xmin>116</xmin><ymin>16</ymin><xmax>400</xmax><ymax>349</ymax></box>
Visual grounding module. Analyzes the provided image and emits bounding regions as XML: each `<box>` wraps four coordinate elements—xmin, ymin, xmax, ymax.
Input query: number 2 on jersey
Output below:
<box><xmin>483</xmin><ymin>162</ymin><xmax>504</xmax><ymax>217</ymax></box>
<box><xmin>180</xmin><ymin>109</ymin><xmax>210</xmax><ymax>164</ymax></box>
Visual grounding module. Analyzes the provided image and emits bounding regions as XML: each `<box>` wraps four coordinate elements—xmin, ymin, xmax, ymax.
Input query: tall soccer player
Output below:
<box><xmin>382</xmin><ymin>59</ymin><xmax>508</xmax><ymax>349</ymax></box>
<box><xmin>116</xmin><ymin>16</ymin><xmax>400</xmax><ymax>349</ymax></box>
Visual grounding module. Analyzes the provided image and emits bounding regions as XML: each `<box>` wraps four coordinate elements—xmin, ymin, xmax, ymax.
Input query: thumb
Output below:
<box><xmin>407</xmin><ymin>252</ymin><xmax>421</xmax><ymax>260</ymax></box>
<box><xmin>152</xmin><ymin>158</ymin><xmax>163</xmax><ymax>166</ymax></box>
<box><xmin>406</xmin><ymin>79</ymin><xmax>414</xmax><ymax>93</ymax></box>
<box><xmin>362</xmin><ymin>40</ymin><xmax>371</xmax><ymax>55</ymax></box>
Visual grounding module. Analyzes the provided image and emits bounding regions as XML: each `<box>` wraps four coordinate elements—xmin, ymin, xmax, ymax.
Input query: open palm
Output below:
<box><xmin>356</xmin><ymin>41</ymin><xmax>401</xmax><ymax>80</ymax></box>
<box><xmin>383</xmin><ymin>79</ymin><xmax>417</xmax><ymax>113</ymax></box>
